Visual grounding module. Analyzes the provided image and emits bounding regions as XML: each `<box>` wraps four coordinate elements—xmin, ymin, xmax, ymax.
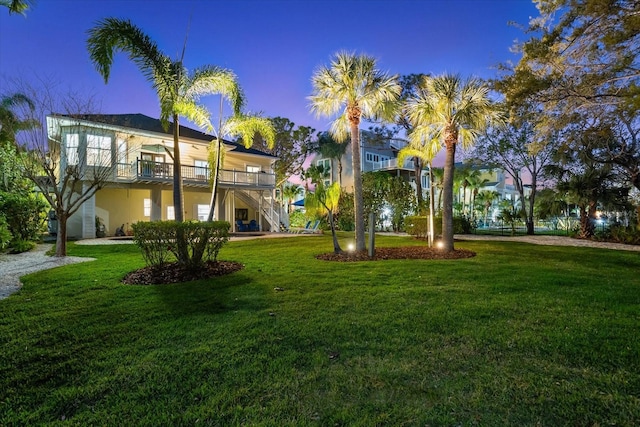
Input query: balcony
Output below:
<box><xmin>114</xmin><ymin>160</ymin><xmax>275</xmax><ymax>188</ymax></box>
<box><xmin>362</xmin><ymin>157</ymin><xmax>415</xmax><ymax>172</ymax></box>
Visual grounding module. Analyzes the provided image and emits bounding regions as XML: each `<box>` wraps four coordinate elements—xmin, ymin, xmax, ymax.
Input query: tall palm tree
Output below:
<box><xmin>309</xmin><ymin>51</ymin><xmax>400</xmax><ymax>252</ymax></box>
<box><xmin>87</xmin><ymin>17</ymin><xmax>243</xmax><ymax>223</ymax></box>
<box><xmin>407</xmin><ymin>74</ymin><xmax>497</xmax><ymax>252</ymax></box>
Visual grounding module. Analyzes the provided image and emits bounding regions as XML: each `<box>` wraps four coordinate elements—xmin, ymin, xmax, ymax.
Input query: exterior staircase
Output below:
<box><xmin>235</xmin><ymin>190</ymin><xmax>280</xmax><ymax>232</ymax></box>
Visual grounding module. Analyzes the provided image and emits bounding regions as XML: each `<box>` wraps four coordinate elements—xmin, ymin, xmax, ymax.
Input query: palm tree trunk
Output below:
<box><xmin>172</xmin><ymin>114</ymin><xmax>189</xmax><ymax>264</ymax></box>
<box><xmin>414</xmin><ymin>158</ymin><xmax>423</xmax><ymax>211</ymax></box>
<box><xmin>349</xmin><ymin>114</ymin><xmax>365</xmax><ymax>252</ymax></box>
<box><xmin>441</xmin><ymin>136</ymin><xmax>457</xmax><ymax>252</ymax></box>
<box><xmin>172</xmin><ymin>114</ymin><xmax>184</xmax><ymax>222</ymax></box>
<box><xmin>328</xmin><ymin>210</ymin><xmax>342</xmax><ymax>254</ymax></box>
<box><xmin>207</xmin><ymin>137</ymin><xmax>222</xmax><ymax>222</ymax></box>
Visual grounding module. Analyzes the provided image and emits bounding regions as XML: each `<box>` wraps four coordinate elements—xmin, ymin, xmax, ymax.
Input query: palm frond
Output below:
<box><xmin>186</xmin><ymin>66</ymin><xmax>245</xmax><ymax>114</ymax></box>
<box><xmin>173</xmin><ymin>101</ymin><xmax>212</xmax><ymax>132</ymax></box>
<box><xmin>224</xmin><ymin>114</ymin><xmax>276</xmax><ymax>149</ymax></box>
<box><xmin>87</xmin><ymin>17</ymin><xmax>173</xmax><ymax>91</ymax></box>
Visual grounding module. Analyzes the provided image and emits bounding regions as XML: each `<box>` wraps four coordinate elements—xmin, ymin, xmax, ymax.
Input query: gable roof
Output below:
<box><xmin>52</xmin><ymin>113</ymin><xmax>276</xmax><ymax>158</ymax></box>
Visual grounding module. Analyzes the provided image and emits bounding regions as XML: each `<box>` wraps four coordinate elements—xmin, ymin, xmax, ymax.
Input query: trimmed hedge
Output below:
<box><xmin>132</xmin><ymin>221</ymin><xmax>231</xmax><ymax>269</ymax></box>
<box><xmin>405</xmin><ymin>215</ymin><xmax>475</xmax><ymax>238</ymax></box>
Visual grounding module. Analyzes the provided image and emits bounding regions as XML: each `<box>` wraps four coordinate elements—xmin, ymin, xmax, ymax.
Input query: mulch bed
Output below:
<box><xmin>122</xmin><ymin>246</ymin><xmax>475</xmax><ymax>285</ymax></box>
<box><xmin>317</xmin><ymin>246</ymin><xmax>476</xmax><ymax>261</ymax></box>
<box><xmin>122</xmin><ymin>260</ymin><xmax>244</xmax><ymax>285</ymax></box>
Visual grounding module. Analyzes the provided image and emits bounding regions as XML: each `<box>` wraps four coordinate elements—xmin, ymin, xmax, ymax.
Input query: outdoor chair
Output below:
<box><xmin>297</xmin><ymin>220</ymin><xmax>320</xmax><ymax>234</ymax></box>
<box><xmin>236</xmin><ymin>220</ymin><xmax>248</xmax><ymax>232</ymax></box>
<box><xmin>248</xmin><ymin>219</ymin><xmax>260</xmax><ymax>232</ymax></box>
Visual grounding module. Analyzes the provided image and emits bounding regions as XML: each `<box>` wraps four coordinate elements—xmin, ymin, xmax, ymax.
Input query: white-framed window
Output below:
<box><xmin>65</xmin><ymin>133</ymin><xmax>79</xmax><ymax>165</ymax></box>
<box><xmin>143</xmin><ymin>198</ymin><xmax>151</xmax><ymax>217</ymax></box>
<box><xmin>317</xmin><ymin>158</ymin><xmax>331</xmax><ymax>186</ymax></box>
<box><xmin>365</xmin><ymin>152</ymin><xmax>390</xmax><ymax>164</ymax></box>
<box><xmin>196</xmin><ymin>204</ymin><xmax>209</xmax><ymax>221</ymax></box>
<box><xmin>167</xmin><ymin>206</ymin><xmax>175</xmax><ymax>220</ymax></box>
<box><xmin>86</xmin><ymin>134</ymin><xmax>112</xmax><ymax>166</ymax></box>
<box><xmin>194</xmin><ymin>160</ymin><xmax>209</xmax><ymax>179</ymax></box>
<box><xmin>246</xmin><ymin>165</ymin><xmax>261</xmax><ymax>173</ymax></box>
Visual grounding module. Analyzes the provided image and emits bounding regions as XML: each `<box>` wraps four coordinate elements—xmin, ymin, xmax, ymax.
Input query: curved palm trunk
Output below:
<box><xmin>441</xmin><ymin>133</ymin><xmax>457</xmax><ymax>252</ymax></box>
<box><xmin>327</xmin><ymin>210</ymin><xmax>342</xmax><ymax>253</ymax></box>
<box><xmin>349</xmin><ymin>108</ymin><xmax>366</xmax><ymax>252</ymax></box>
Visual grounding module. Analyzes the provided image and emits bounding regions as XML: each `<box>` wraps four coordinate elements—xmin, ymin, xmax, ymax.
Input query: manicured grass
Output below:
<box><xmin>1</xmin><ymin>234</ymin><xmax>639</xmax><ymax>425</ymax></box>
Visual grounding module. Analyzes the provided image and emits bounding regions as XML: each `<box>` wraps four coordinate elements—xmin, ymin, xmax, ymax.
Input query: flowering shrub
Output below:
<box><xmin>132</xmin><ymin>221</ymin><xmax>231</xmax><ymax>269</ymax></box>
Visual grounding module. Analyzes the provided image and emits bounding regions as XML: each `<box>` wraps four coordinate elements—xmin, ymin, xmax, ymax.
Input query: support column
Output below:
<box><xmin>81</xmin><ymin>182</ymin><xmax>96</xmax><ymax>239</ymax></box>
<box><xmin>151</xmin><ymin>187</ymin><xmax>162</xmax><ymax>221</ymax></box>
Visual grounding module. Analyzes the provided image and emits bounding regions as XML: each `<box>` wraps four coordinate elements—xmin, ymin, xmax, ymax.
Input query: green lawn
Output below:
<box><xmin>1</xmin><ymin>234</ymin><xmax>639</xmax><ymax>425</ymax></box>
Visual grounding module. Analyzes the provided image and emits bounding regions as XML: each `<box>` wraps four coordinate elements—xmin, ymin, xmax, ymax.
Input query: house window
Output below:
<box><xmin>365</xmin><ymin>152</ymin><xmax>389</xmax><ymax>164</ymax></box>
<box><xmin>316</xmin><ymin>158</ymin><xmax>331</xmax><ymax>186</ymax></box>
<box><xmin>143</xmin><ymin>198</ymin><xmax>151</xmax><ymax>217</ymax></box>
<box><xmin>196</xmin><ymin>204</ymin><xmax>209</xmax><ymax>221</ymax></box>
<box><xmin>194</xmin><ymin>160</ymin><xmax>209</xmax><ymax>179</ymax></box>
<box><xmin>167</xmin><ymin>206</ymin><xmax>175</xmax><ymax>220</ymax></box>
<box><xmin>65</xmin><ymin>133</ymin><xmax>79</xmax><ymax>165</ymax></box>
<box><xmin>246</xmin><ymin>165</ymin><xmax>261</xmax><ymax>173</ymax></box>
<box><xmin>86</xmin><ymin>134</ymin><xmax>112</xmax><ymax>166</ymax></box>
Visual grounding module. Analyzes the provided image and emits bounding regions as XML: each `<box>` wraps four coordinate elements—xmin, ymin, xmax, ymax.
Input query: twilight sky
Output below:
<box><xmin>0</xmin><ymin>0</ymin><xmax>539</xmax><ymax>133</ymax></box>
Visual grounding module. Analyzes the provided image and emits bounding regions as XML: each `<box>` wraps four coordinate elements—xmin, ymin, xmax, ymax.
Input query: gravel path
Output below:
<box><xmin>0</xmin><ymin>244</ymin><xmax>95</xmax><ymax>300</ymax></box>
<box><xmin>1</xmin><ymin>234</ymin><xmax>637</xmax><ymax>301</ymax></box>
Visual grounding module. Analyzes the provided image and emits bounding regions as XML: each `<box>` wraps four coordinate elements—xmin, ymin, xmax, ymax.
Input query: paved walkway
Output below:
<box><xmin>1</xmin><ymin>233</ymin><xmax>637</xmax><ymax>301</ymax></box>
<box><xmin>0</xmin><ymin>244</ymin><xmax>95</xmax><ymax>300</ymax></box>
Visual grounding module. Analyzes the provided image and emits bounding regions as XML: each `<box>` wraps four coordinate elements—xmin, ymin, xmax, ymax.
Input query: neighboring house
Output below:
<box><xmin>311</xmin><ymin>133</ymin><xmax>525</xmax><ymax>219</ymax></box>
<box><xmin>46</xmin><ymin>113</ymin><xmax>279</xmax><ymax>239</ymax></box>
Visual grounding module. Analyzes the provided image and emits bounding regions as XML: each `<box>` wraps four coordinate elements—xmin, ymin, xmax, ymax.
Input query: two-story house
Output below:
<box><xmin>47</xmin><ymin>113</ymin><xmax>279</xmax><ymax>239</ymax></box>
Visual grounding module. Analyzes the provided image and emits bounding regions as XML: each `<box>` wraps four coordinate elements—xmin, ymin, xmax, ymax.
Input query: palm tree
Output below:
<box><xmin>282</xmin><ymin>183</ymin><xmax>303</xmax><ymax>214</ymax></box>
<box><xmin>87</xmin><ymin>18</ymin><xmax>243</xmax><ymax>224</ymax></box>
<box><xmin>305</xmin><ymin>181</ymin><xmax>342</xmax><ymax>254</ymax></box>
<box><xmin>407</xmin><ymin>74</ymin><xmax>497</xmax><ymax>252</ymax></box>
<box><xmin>466</xmin><ymin>172</ymin><xmax>489</xmax><ymax>219</ymax></box>
<box><xmin>206</xmin><ymin>113</ymin><xmax>275</xmax><ymax>221</ymax></box>
<box><xmin>316</xmin><ymin>131</ymin><xmax>347</xmax><ymax>187</ymax></box>
<box><xmin>475</xmin><ymin>190</ymin><xmax>499</xmax><ymax>226</ymax></box>
<box><xmin>309</xmin><ymin>51</ymin><xmax>400</xmax><ymax>252</ymax></box>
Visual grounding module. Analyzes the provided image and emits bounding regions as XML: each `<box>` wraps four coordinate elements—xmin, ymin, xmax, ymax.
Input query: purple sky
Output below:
<box><xmin>1</xmin><ymin>0</ymin><xmax>538</xmax><ymax>133</ymax></box>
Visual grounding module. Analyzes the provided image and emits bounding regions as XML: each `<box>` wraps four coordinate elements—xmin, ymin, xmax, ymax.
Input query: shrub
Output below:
<box><xmin>0</xmin><ymin>191</ymin><xmax>48</xmax><ymax>242</ymax></box>
<box><xmin>0</xmin><ymin>215</ymin><xmax>12</xmax><ymax>251</ymax></box>
<box><xmin>288</xmin><ymin>210</ymin><xmax>308</xmax><ymax>228</ymax></box>
<box><xmin>132</xmin><ymin>221</ymin><xmax>231</xmax><ymax>269</ymax></box>
<box><xmin>609</xmin><ymin>226</ymin><xmax>640</xmax><ymax>245</ymax></box>
<box><xmin>405</xmin><ymin>216</ymin><xmax>429</xmax><ymax>239</ymax></box>
<box><xmin>8</xmin><ymin>239</ymin><xmax>36</xmax><ymax>254</ymax></box>
<box><xmin>405</xmin><ymin>215</ymin><xmax>475</xmax><ymax>239</ymax></box>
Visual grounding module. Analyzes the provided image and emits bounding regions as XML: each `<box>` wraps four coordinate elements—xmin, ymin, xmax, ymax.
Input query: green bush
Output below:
<box><xmin>405</xmin><ymin>215</ymin><xmax>475</xmax><ymax>239</ymax></box>
<box><xmin>8</xmin><ymin>239</ymin><xmax>36</xmax><ymax>254</ymax></box>
<box><xmin>405</xmin><ymin>216</ymin><xmax>429</xmax><ymax>239</ymax></box>
<box><xmin>132</xmin><ymin>221</ymin><xmax>231</xmax><ymax>269</ymax></box>
<box><xmin>609</xmin><ymin>225</ymin><xmax>640</xmax><ymax>245</ymax></box>
<box><xmin>0</xmin><ymin>215</ymin><xmax>12</xmax><ymax>251</ymax></box>
<box><xmin>0</xmin><ymin>191</ymin><xmax>47</xmax><ymax>242</ymax></box>
<box><xmin>288</xmin><ymin>210</ymin><xmax>308</xmax><ymax>228</ymax></box>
